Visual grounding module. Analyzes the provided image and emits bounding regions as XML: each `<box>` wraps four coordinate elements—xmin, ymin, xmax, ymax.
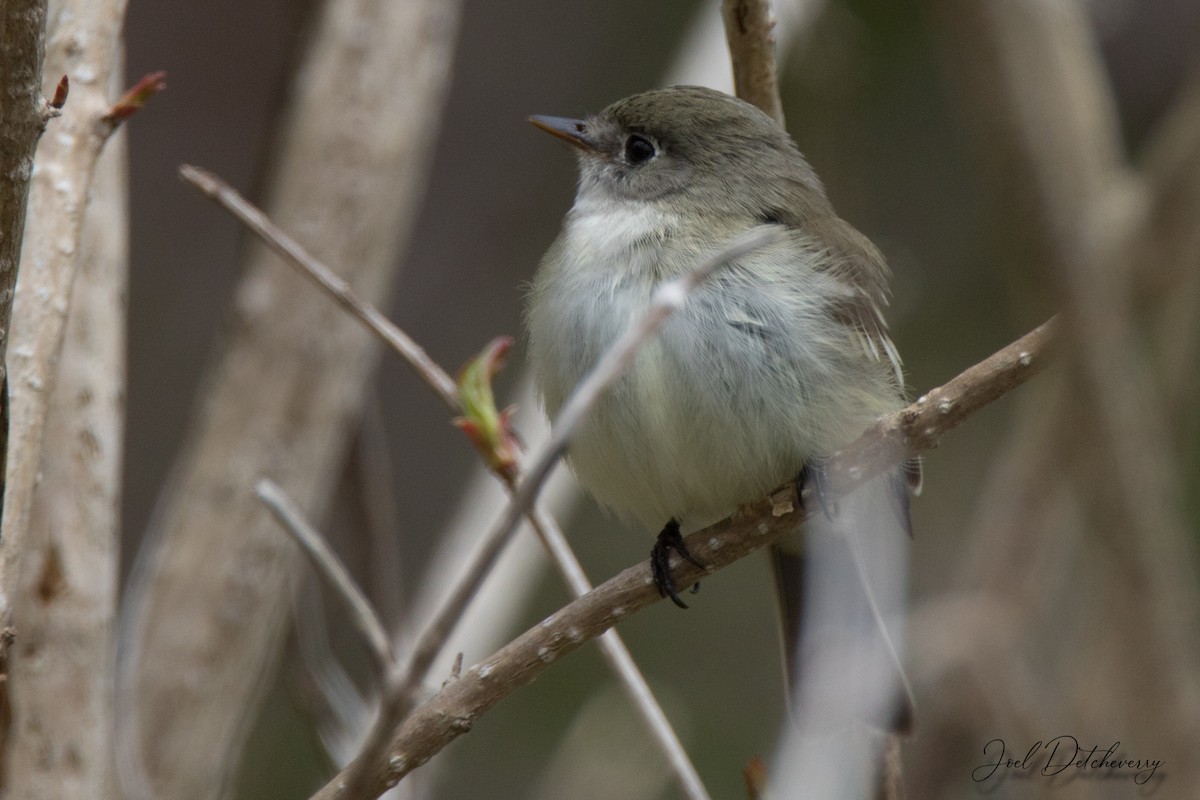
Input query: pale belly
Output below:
<box><xmin>527</xmin><ymin>213</ymin><xmax>897</xmax><ymax>534</ymax></box>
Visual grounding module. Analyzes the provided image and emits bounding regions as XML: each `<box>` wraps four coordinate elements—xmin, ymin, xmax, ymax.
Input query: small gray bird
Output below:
<box><xmin>525</xmin><ymin>86</ymin><xmax>914</xmax><ymax>730</ymax></box>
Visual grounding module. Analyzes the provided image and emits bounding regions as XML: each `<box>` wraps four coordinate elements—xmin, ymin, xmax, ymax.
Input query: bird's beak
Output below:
<box><xmin>528</xmin><ymin>115</ymin><xmax>600</xmax><ymax>153</ymax></box>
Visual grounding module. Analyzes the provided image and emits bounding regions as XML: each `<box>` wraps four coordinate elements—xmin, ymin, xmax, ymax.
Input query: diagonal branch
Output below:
<box><xmin>256</xmin><ymin>479</ymin><xmax>393</xmax><ymax>676</ymax></box>
<box><xmin>309</xmin><ymin>316</ymin><xmax>1055</xmax><ymax>799</ymax></box>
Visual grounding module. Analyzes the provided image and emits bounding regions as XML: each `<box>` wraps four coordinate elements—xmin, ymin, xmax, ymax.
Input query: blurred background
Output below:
<box><xmin>115</xmin><ymin>0</ymin><xmax>1200</xmax><ymax>798</ymax></box>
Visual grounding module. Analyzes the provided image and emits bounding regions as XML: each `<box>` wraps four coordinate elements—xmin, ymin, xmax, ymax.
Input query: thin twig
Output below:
<box><xmin>179</xmin><ymin>165</ymin><xmax>459</xmax><ymax>408</ymax></box>
<box><xmin>256</xmin><ymin>479</ymin><xmax>393</xmax><ymax>676</ymax></box>
<box><xmin>179</xmin><ymin>167</ymin><xmax>713</xmax><ymax>798</ymax></box>
<box><xmin>722</xmin><ymin>0</ymin><xmax>785</xmax><ymax>124</ymax></box>
<box><xmin>309</xmin><ymin>316</ymin><xmax>1056</xmax><ymax>798</ymax></box>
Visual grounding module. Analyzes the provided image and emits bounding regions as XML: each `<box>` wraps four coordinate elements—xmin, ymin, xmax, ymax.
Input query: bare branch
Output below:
<box><xmin>829</xmin><ymin>317</ymin><xmax>1056</xmax><ymax>491</ymax></box>
<box><xmin>4</xmin><ymin>101</ymin><xmax>127</xmax><ymax>800</ymax></box>
<box><xmin>310</xmin><ymin>318</ymin><xmax>1055</xmax><ymax>799</ymax></box>
<box><xmin>179</xmin><ymin>165</ymin><xmax>459</xmax><ymax>409</ymax></box>
<box><xmin>2</xmin><ymin>0</ymin><xmax>131</xmax><ymax>614</ymax></box>
<box><xmin>256</xmin><ymin>479</ymin><xmax>393</xmax><ymax>676</ymax></box>
<box><xmin>721</xmin><ymin>0</ymin><xmax>785</xmax><ymax>124</ymax></box>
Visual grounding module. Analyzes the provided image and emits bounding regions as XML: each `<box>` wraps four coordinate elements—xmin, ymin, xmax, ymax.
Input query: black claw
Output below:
<box><xmin>651</xmin><ymin>519</ymin><xmax>704</xmax><ymax>609</ymax></box>
<box><xmin>796</xmin><ymin>458</ymin><xmax>839</xmax><ymax>521</ymax></box>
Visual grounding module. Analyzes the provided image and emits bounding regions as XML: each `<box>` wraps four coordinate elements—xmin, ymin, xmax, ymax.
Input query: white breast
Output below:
<box><xmin>528</xmin><ymin>203</ymin><xmax>896</xmax><ymax>534</ymax></box>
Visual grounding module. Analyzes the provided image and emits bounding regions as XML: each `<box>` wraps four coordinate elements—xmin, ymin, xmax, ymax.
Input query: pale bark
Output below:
<box><xmin>1</xmin><ymin>0</ymin><xmax>126</xmax><ymax>624</ymax></box>
<box><xmin>5</xmin><ymin>109</ymin><xmax>127</xmax><ymax>800</ymax></box>
<box><xmin>117</xmin><ymin>1</ymin><xmax>461</xmax><ymax>798</ymax></box>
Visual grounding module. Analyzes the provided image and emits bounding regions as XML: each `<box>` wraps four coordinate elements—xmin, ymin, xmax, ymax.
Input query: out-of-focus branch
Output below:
<box><xmin>180</xmin><ymin>167</ymin><xmax>714</xmax><ymax>800</ymax></box>
<box><xmin>257</xmin><ymin>480</ymin><xmax>392</xmax><ymax>675</ymax></box>
<box><xmin>0</xmin><ymin>0</ymin><xmax>130</xmax><ymax>619</ymax></box>
<box><xmin>179</xmin><ymin>164</ymin><xmax>458</xmax><ymax>407</ymax></box>
<box><xmin>255</xmin><ymin>480</ymin><xmax>399</xmax><ymax>800</ymax></box>
<box><xmin>4</xmin><ymin>99</ymin><xmax>128</xmax><ymax>798</ymax></box>
<box><xmin>1136</xmin><ymin>63</ymin><xmax>1200</xmax><ymax>421</ymax></box>
<box><xmin>929</xmin><ymin>1</ymin><xmax>1200</xmax><ymax>794</ymax></box>
<box><xmin>309</xmin><ymin>320</ymin><xmax>1054</xmax><ymax>799</ymax></box>
<box><xmin>721</xmin><ymin>0</ymin><xmax>785</xmax><ymax>124</ymax></box>
<box><xmin>116</xmin><ymin>2</ymin><xmax>462</xmax><ymax>798</ymax></box>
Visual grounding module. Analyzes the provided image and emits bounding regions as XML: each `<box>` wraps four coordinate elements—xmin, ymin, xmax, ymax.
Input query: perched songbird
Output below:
<box><xmin>525</xmin><ymin>86</ymin><xmax>914</xmax><ymax>731</ymax></box>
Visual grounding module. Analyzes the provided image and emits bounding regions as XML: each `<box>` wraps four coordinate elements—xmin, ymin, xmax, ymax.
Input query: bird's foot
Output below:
<box><xmin>796</xmin><ymin>458</ymin><xmax>839</xmax><ymax>521</ymax></box>
<box><xmin>651</xmin><ymin>518</ymin><xmax>704</xmax><ymax>609</ymax></box>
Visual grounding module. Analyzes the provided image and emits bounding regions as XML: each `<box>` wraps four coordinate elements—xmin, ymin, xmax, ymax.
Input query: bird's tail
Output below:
<box><xmin>770</xmin><ymin>467</ymin><xmax>915</xmax><ymax>734</ymax></box>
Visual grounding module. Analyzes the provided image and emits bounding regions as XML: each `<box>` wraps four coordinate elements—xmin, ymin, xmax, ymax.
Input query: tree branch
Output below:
<box><xmin>722</xmin><ymin>0</ymin><xmax>785</xmax><ymax>124</ymax></box>
<box><xmin>256</xmin><ymin>479</ymin><xmax>393</xmax><ymax>676</ymax></box>
<box><xmin>2</xmin><ymin>0</ymin><xmax>132</xmax><ymax>615</ymax></box>
<box><xmin>4</xmin><ymin>91</ymin><xmax>128</xmax><ymax>799</ymax></box>
<box><xmin>310</xmin><ymin>317</ymin><xmax>1056</xmax><ymax>799</ymax></box>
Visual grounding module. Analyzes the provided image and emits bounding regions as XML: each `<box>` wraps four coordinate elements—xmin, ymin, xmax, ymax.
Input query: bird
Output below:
<box><xmin>525</xmin><ymin>85</ymin><xmax>915</xmax><ymax>732</ymax></box>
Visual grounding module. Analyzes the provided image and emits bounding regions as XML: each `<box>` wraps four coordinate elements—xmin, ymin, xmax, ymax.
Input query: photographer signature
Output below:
<box><xmin>973</xmin><ymin>736</ymin><xmax>1161</xmax><ymax>786</ymax></box>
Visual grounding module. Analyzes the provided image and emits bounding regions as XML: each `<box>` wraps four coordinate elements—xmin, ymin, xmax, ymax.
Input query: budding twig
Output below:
<box><xmin>101</xmin><ymin>71</ymin><xmax>167</xmax><ymax>125</ymax></box>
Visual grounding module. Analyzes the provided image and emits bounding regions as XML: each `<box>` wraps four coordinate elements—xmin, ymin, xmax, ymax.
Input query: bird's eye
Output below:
<box><xmin>624</xmin><ymin>134</ymin><xmax>656</xmax><ymax>165</ymax></box>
